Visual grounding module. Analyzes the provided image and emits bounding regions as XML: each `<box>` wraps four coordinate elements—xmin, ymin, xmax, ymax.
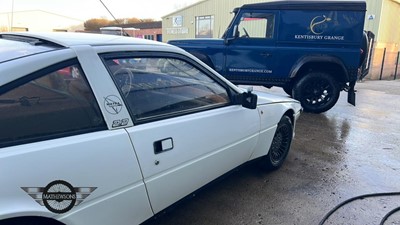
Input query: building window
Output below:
<box><xmin>144</xmin><ymin>35</ymin><xmax>154</xmax><ymax>40</ymax></box>
<box><xmin>195</xmin><ymin>15</ymin><xmax>214</xmax><ymax>38</ymax></box>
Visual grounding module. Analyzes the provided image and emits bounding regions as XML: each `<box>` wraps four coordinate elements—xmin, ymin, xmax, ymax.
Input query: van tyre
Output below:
<box><xmin>262</xmin><ymin>115</ymin><xmax>293</xmax><ymax>171</ymax></box>
<box><xmin>282</xmin><ymin>85</ymin><xmax>293</xmax><ymax>96</ymax></box>
<box><xmin>359</xmin><ymin>31</ymin><xmax>368</xmax><ymax>67</ymax></box>
<box><xmin>293</xmin><ymin>72</ymin><xmax>340</xmax><ymax>113</ymax></box>
<box><xmin>190</xmin><ymin>52</ymin><xmax>215</xmax><ymax>69</ymax></box>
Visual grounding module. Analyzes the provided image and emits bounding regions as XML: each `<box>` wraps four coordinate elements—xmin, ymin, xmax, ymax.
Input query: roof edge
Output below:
<box><xmin>162</xmin><ymin>0</ymin><xmax>209</xmax><ymax>18</ymax></box>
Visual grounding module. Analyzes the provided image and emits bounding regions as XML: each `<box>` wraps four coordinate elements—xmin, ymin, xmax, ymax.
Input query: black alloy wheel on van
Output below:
<box><xmin>293</xmin><ymin>72</ymin><xmax>340</xmax><ymax>113</ymax></box>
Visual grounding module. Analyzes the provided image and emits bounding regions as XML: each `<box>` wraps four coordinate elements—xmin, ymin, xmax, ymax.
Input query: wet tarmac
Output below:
<box><xmin>143</xmin><ymin>80</ymin><xmax>400</xmax><ymax>225</ymax></box>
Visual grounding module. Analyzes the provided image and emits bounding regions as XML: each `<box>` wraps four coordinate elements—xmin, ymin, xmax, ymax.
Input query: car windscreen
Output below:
<box><xmin>0</xmin><ymin>38</ymin><xmax>60</xmax><ymax>63</ymax></box>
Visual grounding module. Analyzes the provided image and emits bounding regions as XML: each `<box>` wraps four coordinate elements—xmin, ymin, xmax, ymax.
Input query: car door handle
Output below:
<box><xmin>260</xmin><ymin>52</ymin><xmax>272</xmax><ymax>57</ymax></box>
<box><xmin>154</xmin><ymin>138</ymin><xmax>174</xmax><ymax>154</ymax></box>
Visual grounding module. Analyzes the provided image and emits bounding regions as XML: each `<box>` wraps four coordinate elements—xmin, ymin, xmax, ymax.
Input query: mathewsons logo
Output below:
<box><xmin>21</xmin><ymin>180</ymin><xmax>97</xmax><ymax>214</ymax></box>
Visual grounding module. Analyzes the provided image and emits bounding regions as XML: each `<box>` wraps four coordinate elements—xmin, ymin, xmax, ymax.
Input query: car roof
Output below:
<box><xmin>0</xmin><ymin>32</ymin><xmax>169</xmax><ymax>48</ymax></box>
<box><xmin>0</xmin><ymin>32</ymin><xmax>175</xmax><ymax>63</ymax></box>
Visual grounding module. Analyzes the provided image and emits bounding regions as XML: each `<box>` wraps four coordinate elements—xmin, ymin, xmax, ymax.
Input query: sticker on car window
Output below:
<box><xmin>21</xmin><ymin>180</ymin><xmax>97</xmax><ymax>214</ymax></box>
<box><xmin>104</xmin><ymin>95</ymin><xmax>123</xmax><ymax>115</ymax></box>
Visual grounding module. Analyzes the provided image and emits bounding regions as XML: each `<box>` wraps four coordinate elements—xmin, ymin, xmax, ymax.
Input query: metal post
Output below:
<box><xmin>395</xmin><ymin>51</ymin><xmax>399</xmax><ymax>80</ymax></box>
<box><xmin>379</xmin><ymin>48</ymin><xmax>386</xmax><ymax>80</ymax></box>
<box><xmin>10</xmin><ymin>0</ymin><xmax>14</xmax><ymax>31</ymax></box>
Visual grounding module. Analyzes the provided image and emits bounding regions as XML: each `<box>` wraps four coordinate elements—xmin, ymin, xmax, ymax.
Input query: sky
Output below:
<box><xmin>0</xmin><ymin>0</ymin><xmax>201</xmax><ymax>21</ymax></box>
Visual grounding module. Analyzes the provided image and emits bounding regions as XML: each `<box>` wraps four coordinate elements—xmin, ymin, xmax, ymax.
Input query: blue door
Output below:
<box><xmin>225</xmin><ymin>11</ymin><xmax>277</xmax><ymax>83</ymax></box>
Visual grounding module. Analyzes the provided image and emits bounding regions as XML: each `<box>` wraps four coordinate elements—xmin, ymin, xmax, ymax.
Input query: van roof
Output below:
<box><xmin>241</xmin><ymin>0</ymin><xmax>366</xmax><ymax>11</ymax></box>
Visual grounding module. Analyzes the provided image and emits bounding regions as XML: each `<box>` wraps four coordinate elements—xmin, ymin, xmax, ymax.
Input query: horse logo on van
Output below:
<box><xmin>310</xmin><ymin>15</ymin><xmax>332</xmax><ymax>35</ymax></box>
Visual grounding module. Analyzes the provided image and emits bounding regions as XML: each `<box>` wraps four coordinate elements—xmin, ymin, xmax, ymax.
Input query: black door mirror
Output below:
<box><xmin>241</xmin><ymin>87</ymin><xmax>257</xmax><ymax>109</ymax></box>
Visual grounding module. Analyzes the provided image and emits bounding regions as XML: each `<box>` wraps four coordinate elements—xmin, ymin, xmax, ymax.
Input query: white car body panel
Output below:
<box><xmin>0</xmin><ymin>32</ymin><xmax>302</xmax><ymax>225</ymax></box>
<box><xmin>0</xmin><ymin>130</ymin><xmax>152</xmax><ymax>224</ymax></box>
<box><xmin>128</xmin><ymin>105</ymin><xmax>260</xmax><ymax>213</ymax></box>
<box><xmin>59</xmin><ymin>183</ymin><xmax>152</xmax><ymax>225</ymax></box>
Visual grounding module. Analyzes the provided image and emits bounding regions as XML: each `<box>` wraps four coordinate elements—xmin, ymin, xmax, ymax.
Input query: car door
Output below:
<box><xmin>101</xmin><ymin>52</ymin><xmax>261</xmax><ymax>213</ymax></box>
<box><xmin>225</xmin><ymin>11</ymin><xmax>277</xmax><ymax>80</ymax></box>
<box><xmin>0</xmin><ymin>54</ymin><xmax>152</xmax><ymax>225</ymax></box>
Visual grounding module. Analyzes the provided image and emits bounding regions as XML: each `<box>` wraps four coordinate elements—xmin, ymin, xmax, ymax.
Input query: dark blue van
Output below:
<box><xmin>169</xmin><ymin>0</ymin><xmax>373</xmax><ymax>113</ymax></box>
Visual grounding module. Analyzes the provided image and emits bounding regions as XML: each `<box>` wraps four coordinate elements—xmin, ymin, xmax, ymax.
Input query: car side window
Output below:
<box><xmin>104</xmin><ymin>56</ymin><xmax>230</xmax><ymax>123</ymax></box>
<box><xmin>0</xmin><ymin>61</ymin><xmax>107</xmax><ymax>147</ymax></box>
<box><xmin>237</xmin><ymin>13</ymin><xmax>275</xmax><ymax>39</ymax></box>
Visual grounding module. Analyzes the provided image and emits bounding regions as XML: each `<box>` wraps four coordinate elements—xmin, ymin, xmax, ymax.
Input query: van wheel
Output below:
<box><xmin>293</xmin><ymin>72</ymin><xmax>339</xmax><ymax>113</ymax></box>
<box><xmin>190</xmin><ymin>52</ymin><xmax>215</xmax><ymax>69</ymax></box>
<box><xmin>282</xmin><ymin>86</ymin><xmax>292</xmax><ymax>96</ymax></box>
<box><xmin>359</xmin><ymin>31</ymin><xmax>368</xmax><ymax>67</ymax></box>
<box><xmin>261</xmin><ymin>115</ymin><xmax>293</xmax><ymax>171</ymax></box>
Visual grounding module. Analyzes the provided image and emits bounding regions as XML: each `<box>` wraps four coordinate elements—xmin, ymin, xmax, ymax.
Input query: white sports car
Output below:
<box><xmin>0</xmin><ymin>32</ymin><xmax>301</xmax><ymax>225</ymax></box>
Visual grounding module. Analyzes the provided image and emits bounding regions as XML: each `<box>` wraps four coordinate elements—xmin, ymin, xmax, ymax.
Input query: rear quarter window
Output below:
<box><xmin>0</xmin><ymin>60</ymin><xmax>107</xmax><ymax>148</ymax></box>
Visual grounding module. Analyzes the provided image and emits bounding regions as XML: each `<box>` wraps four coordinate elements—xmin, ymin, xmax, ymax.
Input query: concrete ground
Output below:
<box><xmin>143</xmin><ymin>80</ymin><xmax>400</xmax><ymax>225</ymax></box>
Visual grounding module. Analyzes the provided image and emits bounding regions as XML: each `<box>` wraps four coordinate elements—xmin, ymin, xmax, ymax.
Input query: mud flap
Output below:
<box><xmin>347</xmin><ymin>81</ymin><xmax>356</xmax><ymax>106</ymax></box>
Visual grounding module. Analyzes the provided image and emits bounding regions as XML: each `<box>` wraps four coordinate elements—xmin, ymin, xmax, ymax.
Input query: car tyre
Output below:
<box><xmin>293</xmin><ymin>72</ymin><xmax>339</xmax><ymax>113</ymax></box>
<box><xmin>262</xmin><ymin>115</ymin><xmax>293</xmax><ymax>171</ymax></box>
<box><xmin>0</xmin><ymin>217</ymin><xmax>64</xmax><ymax>225</ymax></box>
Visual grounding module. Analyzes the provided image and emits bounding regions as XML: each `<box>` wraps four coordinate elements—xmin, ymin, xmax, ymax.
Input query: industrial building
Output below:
<box><xmin>116</xmin><ymin>21</ymin><xmax>162</xmax><ymax>41</ymax></box>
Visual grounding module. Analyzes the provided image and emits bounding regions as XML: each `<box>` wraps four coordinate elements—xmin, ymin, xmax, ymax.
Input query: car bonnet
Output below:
<box><xmin>253</xmin><ymin>90</ymin><xmax>299</xmax><ymax>105</ymax></box>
